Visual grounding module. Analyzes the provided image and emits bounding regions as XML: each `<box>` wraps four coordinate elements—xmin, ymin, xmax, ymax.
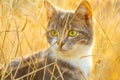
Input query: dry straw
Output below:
<box><xmin>0</xmin><ymin>0</ymin><xmax>120</xmax><ymax>80</ymax></box>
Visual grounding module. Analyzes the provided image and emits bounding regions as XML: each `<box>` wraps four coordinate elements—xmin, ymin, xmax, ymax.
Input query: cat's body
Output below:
<box><xmin>0</xmin><ymin>0</ymin><xmax>94</xmax><ymax>80</ymax></box>
<box><xmin>1</xmin><ymin>52</ymin><xmax>83</xmax><ymax>80</ymax></box>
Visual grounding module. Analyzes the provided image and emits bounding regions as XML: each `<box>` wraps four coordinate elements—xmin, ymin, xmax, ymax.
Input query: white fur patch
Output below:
<box><xmin>49</xmin><ymin>44</ymin><xmax>93</xmax><ymax>78</ymax></box>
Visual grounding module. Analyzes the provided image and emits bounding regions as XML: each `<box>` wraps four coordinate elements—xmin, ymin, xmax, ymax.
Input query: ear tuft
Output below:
<box><xmin>75</xmin><ymin>0</ymin><xmax>92</xmax><ymax>19</ymax></box>
<box><xmin>44</xmin><ymin>0</ymin><xmax>57</xmax><ymax>20</ymax></box>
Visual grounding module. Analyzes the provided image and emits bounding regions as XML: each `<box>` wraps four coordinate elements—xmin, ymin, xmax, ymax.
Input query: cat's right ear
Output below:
<box><xmin>44</xmin><ymin>0</ymin><xmax>57</xmax><ymax>20</ymax></box>
<box><xmin>74</xmin><ymin>0</ymin><xmax>92</xmax><ymax>20</ymax></box>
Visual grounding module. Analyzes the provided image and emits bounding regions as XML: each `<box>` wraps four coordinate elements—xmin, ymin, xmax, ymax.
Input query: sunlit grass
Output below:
<box><xmin>0</xmin><ymin>0</ymin><xmax>120</xmax><ymax>80</ymax></box>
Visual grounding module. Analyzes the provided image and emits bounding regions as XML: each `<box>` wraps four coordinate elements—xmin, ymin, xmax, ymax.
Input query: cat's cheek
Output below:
<box><xmin>51</xmin><ymin>38</ymin><xmax>58</xmax><ymax>50</ymax></box>
<box><xmin>52</xmin><ymin>44</ymin><xmax>58</xmax><ymax>50</ymax></box>
<box><xmin>51</xmin><ymin>38</ymin><xmax>57</xmax><ymax>44</ymax></box>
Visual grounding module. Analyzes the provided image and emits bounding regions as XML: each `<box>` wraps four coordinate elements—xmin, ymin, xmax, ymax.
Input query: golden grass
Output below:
<box><xmin>0</xmin><ymin>0</ymin><xmax>120</xmax><ymax>80</ymax></box>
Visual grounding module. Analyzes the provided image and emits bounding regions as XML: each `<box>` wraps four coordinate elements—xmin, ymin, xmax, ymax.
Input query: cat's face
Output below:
<box><xmin>45</xmin><ymin>0</ymin><xmax>93</xmax><ymax>58</ymax></box>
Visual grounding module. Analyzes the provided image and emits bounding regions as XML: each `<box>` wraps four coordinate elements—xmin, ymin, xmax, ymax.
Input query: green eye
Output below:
<box><xmin>68</xmin><ymin>30</ymin><xmax>78</xmax><ymax>37</ymax></box>
<box><xmin>50</xmin><ymin>30</ymin><xmax>58</xmax><ymax>37</ymax></box>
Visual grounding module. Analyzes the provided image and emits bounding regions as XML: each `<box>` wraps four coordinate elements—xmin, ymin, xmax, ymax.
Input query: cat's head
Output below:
<box><xmin>44</xmin><ymin>0</ymin><xmax>93</xmax><ymax>59</ymax></box>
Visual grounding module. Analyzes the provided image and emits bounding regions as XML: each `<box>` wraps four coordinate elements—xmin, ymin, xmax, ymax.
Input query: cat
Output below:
<box><xmin>0</xmin><ymin>0</ymin><xmax>93</xmax><ymax>80</ymax></box>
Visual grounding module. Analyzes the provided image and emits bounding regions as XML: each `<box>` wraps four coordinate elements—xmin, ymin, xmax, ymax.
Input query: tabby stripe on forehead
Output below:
<box><xmin>79</xmin><ymin>31</ymin><xmax>90</xmax><ymax>39</ymax></box>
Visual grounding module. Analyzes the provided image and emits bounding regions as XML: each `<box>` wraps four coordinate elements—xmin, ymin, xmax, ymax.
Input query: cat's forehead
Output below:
<box><xmin>48</xmin><ymin>11</ymin><xmax>85</xmax><ymax>31</ymax></box>
<box><xmin>58</xmin><ymin>11</ymin><xmax>69</xmax><ymax>19</ymax></box>
<box><xmin>55</xmin><ymin>12</ymin><xmax>73</xmax><ymax>24</ymax></box>
<box><xmin>48</xmin><ymin>11</ymin><xmax>72</xmax><ymax>29</ymax></box>
<box><xmin>48</xmin><ymin>11</ymin><xmax>85</xmax><ymax>30</ymax></box>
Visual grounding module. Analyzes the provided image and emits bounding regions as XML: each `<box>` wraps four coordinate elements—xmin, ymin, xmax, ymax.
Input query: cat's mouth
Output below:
<box><xmin>58</xmin><ymin>48</ymin><xmax>68</xmax><ymax>52</ymax></box>
<box><xmin>53</xmin><ymin>48</ymin><xmax>69</xmax><ymax>54</ymax></box>
<box><xmin>54</xmin><ymin>49</ymin><xmax>67</xmax><ymax>54</ymax></box>
<box><xmin>55</xmin><ymin>48</ymin><xmax>73</xmax><ymax>56</ymax></box>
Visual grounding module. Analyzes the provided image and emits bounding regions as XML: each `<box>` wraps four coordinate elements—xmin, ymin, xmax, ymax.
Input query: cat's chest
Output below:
<box><xmin>24</xmin><ymin>56</ymin><xmax>83</xmax><ymax>80</ymax></box>
<box><xmin>44</xmin><ymin>57</ymin><xmax>83</xmax><ymax>80</ymax></box>
<box><xmin>4</xmin><ymin>53</ymin><xmax>89</xmax><ymax>80</ymax></box>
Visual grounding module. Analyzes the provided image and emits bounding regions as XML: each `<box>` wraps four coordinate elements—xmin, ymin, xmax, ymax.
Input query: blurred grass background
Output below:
<box><xmin>0</xmin><ymin>0</ymin><xmax>120</xmax><ymax>80</ymax></box>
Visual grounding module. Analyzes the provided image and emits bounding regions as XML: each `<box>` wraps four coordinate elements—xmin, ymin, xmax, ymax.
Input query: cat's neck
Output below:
<box><xmin>47</xmin><ymin>48</ymin><xmax>92</xmax><ymax>78</ymax></box>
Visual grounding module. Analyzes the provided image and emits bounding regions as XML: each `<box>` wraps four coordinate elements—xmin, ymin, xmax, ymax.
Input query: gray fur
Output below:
<box><xmin>0</xmin><ymin>0</ymin><xmax>94</xmax><ymax>80</ymax></box>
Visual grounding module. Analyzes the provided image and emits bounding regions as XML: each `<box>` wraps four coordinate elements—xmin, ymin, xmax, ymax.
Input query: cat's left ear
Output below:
<box><xmin>44</xmin><ymin>0</ymin><xmax>57</xmax><ymax>20</ymax></box>
<box><xmin>75</xmin><ymin>0</ymin><xmax>92</xmax><ymax>20</ymax></box>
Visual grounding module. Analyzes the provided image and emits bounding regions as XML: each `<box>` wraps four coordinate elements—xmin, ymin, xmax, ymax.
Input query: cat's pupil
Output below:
<box><xmin>71</xmin><ymin>32</ymin><xmax>74</xmax><ymax>34</ymax></box>
<box><xmin>53</xmin><ymin>32</ymin><xmax>56</xmax><ymax>34</ymax></box>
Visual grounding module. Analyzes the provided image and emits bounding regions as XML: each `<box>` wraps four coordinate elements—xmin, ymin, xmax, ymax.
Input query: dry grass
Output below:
<box><xmin>0</xmin><ymin>0</ymin><xmax>120</xmax><ymax>80</ymax></box>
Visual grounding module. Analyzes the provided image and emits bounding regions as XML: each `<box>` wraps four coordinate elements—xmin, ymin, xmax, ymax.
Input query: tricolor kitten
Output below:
<box><xmin>0</xmin><ymin>0</ymin><xmax>93</xmax><ymax>80</ymax></box>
